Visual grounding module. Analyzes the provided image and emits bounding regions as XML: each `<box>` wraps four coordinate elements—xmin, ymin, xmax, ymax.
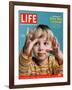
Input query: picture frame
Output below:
<box><xmin>9</xmin><ymin>1</ymin><xmax>70</xmax><ymax>89</ymax></box>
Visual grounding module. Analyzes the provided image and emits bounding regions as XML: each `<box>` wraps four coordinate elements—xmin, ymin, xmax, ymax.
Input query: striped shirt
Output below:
<box><xmin>19</xmin><ymin>52</ymin><xmax>63</xmax><ymax>76</ymax></box>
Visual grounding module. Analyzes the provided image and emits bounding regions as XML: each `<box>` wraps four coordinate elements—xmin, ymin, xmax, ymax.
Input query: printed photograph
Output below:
<box><xmin>19</xmin><ymin>11</ymin><xmax>63</xmax><ymax>79</ymax></box>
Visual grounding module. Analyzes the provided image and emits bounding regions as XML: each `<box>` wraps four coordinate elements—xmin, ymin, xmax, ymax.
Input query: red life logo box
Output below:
<box><xmin>20</xmin><ymin>13</ymin><xmax>37</xmax><ymax>24</ymax></box>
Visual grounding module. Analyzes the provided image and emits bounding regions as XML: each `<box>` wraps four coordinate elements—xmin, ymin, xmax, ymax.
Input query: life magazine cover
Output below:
<box><xmin>19</xmin><ymin>10</ymin><xmax>63</xmax><ymax>79</ymax></box>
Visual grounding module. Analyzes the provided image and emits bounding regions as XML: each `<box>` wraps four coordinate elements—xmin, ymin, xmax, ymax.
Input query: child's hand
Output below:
<box><xmin>52</xmin><ymin>37</ymin><xmax>60</xmax><ymax>54</ymax></box>
<box><xmin>52</xmin><ymin>37</ymin><xmax>63</xmax><ymax>65</ymax></box>
<box><xmin>24</xmin><ymin>32</ymin><xmax>38</xmax><ymax>56</ymax></box>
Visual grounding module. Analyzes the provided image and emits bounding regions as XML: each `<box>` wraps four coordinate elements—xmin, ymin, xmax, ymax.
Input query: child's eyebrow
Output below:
<box><xmin>41</xmin><ymin>40</ymin><xmax>48</xmax><ymax>42</ymax></box>
<box><xmin>38</xmin><ymin>35</ymin><xmax>44</xmax><ymax>38</ymax></box>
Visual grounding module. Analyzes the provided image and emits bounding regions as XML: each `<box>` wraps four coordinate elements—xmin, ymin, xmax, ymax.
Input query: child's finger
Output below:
<box><xmin>32</xmin><ymin>38</ymin><xmax>39</xmax><ymax>45</ymax></box>
<box><xmin>46</xmin><ymin>48</ymin><xmax>53</xmax><ymax>52</ymax></box>
<box><xmin>52</xmin><ymin>37</ymin><xmax>56</xmax><ymax>47</ymax></box>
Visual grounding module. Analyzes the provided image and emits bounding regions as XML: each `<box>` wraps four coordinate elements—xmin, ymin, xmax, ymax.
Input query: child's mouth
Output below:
<box><xmin>38</xmin><ymin>52</ymin><xmax>45</xmax><ymax>57</ymax></box>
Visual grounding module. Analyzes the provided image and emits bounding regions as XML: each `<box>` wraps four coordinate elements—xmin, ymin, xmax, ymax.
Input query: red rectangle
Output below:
<box><xmin>19</xmin><ymin>74</ymin><xmax>63</xmax><ymax>79</ymax></box>
<box><xmin>20</xmin><ymin>13</ymin><xmax>37</xmax><ymax>24</ymax></box>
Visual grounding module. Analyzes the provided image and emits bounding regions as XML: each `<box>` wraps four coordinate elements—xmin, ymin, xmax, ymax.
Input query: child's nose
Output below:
<box><xmin>39</xmin><ymin>43</ymin><xmax>44</xmax><ymax>50</ymax></box>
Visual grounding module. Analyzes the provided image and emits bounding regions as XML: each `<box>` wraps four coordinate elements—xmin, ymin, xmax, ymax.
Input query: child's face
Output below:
<box><xmin>33</xmin><ymin>37</ymin><xmax>52</xmax><ymax>61</ymax></box>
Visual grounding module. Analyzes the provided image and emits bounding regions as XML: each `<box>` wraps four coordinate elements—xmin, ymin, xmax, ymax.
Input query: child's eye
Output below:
<box><xmin>44</xmin><ymin>42</ymin><xmax>48</xmax><ymax>45</ymax></box>
<box><xmin>34</xmin><ymin>42</ymin><xmax>39</xmax><ymax>46</ymax></box>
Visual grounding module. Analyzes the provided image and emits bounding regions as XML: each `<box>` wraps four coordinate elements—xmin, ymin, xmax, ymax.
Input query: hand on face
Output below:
<box><xmin>24</xmin><ymin>32</ymin><xmax>39</xmax><ymax>56</ymax></box>
<box><xmin>24</xmin><ymin>32</ymin><xmax>60</xmax><ymax>58</ymax></box>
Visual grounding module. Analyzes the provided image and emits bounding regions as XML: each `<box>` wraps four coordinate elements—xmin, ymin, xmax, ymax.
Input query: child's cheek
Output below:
<box><xmin>46</xmin><ymin>45</ymin><xmax>53</xmax><ymax>51</ymax></box>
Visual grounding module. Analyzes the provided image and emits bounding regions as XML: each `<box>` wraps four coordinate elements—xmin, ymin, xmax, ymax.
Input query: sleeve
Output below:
<box><xmin>19</xmin><ymin>52</ymin><xmax>32</xmax><ymax>76</ymax></box>
<box><xmin>48</xmin><ymin>55</ymin><xmax>63</xmax><ymax>74</ymax></box>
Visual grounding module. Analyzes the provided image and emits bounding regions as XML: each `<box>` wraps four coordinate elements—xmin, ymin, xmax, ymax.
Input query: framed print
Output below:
<box><xmin>9</xmin><ymin>1</ymin><xmax>70</xmax><ymax>88</ymax></box>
